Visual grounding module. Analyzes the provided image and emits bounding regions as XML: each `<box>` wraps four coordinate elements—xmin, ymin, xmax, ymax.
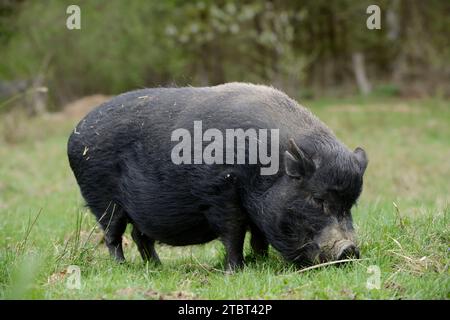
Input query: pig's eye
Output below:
<box><xmin>312</xmin><ymin>197</ymin><xmax>325</xmax><ymax>210</ymax></box>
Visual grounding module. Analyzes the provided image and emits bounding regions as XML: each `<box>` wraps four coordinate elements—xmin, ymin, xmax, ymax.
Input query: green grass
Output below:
<box><xmin>0</xmin><ymin>97</ymin><xmax>449</xmax><ymax>299</ymax></box>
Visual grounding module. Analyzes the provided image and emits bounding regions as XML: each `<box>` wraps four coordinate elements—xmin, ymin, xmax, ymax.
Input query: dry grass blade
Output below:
<box><xmin>287</xmin><ymin>258</ymin><xmax>369</xmax><ymax>274</ymax></box>
<box><xmin>190</xmin><ymin>251</ymin><xmax>226</xmax><ymax>274</ymax></box>
<box><xmin>393</xmin><ymin>202</ymin><xmax>405</xmax><ymax>229</ymax></box>
<box><xmin>390</xmin><ymin>237</ymin><xmax>403</xmax><ymax>250</ymax></box>
<box><xmin>389</xmin><ymin>250</ymin><xmax>415</xmax><ymax>262</ymax></box>
<box><xmin>16</xmin><ymin>208</ymin><xmax>43</xmax><ymax>255</ymax></box>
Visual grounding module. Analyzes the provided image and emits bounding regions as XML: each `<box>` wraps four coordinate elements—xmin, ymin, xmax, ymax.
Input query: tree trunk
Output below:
<box><xmin>352</xmin><ymin>52</ymin><xmax>371</xmax><ymax>95</ymax></box>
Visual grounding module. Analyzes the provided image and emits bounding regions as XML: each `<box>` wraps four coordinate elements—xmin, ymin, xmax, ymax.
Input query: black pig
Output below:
<box><xmin>67</xmin><ymin>83</ymin><xmax>367</xmax><ymax>270</ymax></box>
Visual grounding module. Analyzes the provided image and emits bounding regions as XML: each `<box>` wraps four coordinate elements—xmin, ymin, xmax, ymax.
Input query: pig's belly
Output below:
<box><xmin>140</xmin><ymin>215</ymin><xmax>218</xmax><ymax>246</ymax></box>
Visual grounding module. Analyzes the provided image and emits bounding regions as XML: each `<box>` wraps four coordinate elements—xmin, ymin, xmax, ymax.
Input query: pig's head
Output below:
<box><xmin>263</xmin><ymin>138</ymin><xmax>368</xmax><ymax>266</ymax></box>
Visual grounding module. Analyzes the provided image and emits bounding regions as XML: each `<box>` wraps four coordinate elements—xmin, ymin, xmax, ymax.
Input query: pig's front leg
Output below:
<box><xmin>206</xmin><ymin>205</ymin><xmax>247</xmax><ymax>271</ymax></box>
<box><xmin>250</xmin><ymin>223</ymin><xmax>269</xmax><ymax>257</ymax></box>
<box><xmin>222</xmin><ymin>222</ymin><xmax>246</xmax><ymax>271</ymax></box>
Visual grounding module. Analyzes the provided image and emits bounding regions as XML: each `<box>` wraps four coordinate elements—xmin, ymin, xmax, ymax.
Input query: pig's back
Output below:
<box><xmin>67</xmin><ymin>83</ymin><xmax>335</xmax><ymax>193</ymax></box>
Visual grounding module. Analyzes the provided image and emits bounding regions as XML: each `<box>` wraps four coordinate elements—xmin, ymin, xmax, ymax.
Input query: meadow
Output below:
<box><xmin>0</xmin><ymin>96</ymin><xmax>448</xmax><ymax>299</ymax></box>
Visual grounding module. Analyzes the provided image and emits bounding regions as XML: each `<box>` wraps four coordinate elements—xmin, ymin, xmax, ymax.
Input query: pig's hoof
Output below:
<box><xmin>116</xmin><ymin>258</ymin><xmax>126</xmax><ymax>265</ymax></box>
<box><xmin>225</xmin><ymin>261</ymin><xmax>244</xmax><ymax>273</ymax></box>
<box><xmin>225</xmin><ymin>266</ymin><xmax>242</xmax><ymax>275</ymax></box>
<box><xmin>245</xmin><ymin>252</ymin><xmax>268</xmax><ymax>263</ymax></box>
<box><xmin>143</xmin><ymin>259</ymin><xmax>161</xmax><ymax>267</ymax></box>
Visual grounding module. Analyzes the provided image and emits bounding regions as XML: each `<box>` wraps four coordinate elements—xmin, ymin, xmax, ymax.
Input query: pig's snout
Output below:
<box><xmin>314</xmin><ymin>223</ymin><xmax>360</xmax><ymax>263</ymax></box>
<box><xmin>336</xmin><ymin>242</ymin><xmax>360</xmax><ymax>260</ymax></box>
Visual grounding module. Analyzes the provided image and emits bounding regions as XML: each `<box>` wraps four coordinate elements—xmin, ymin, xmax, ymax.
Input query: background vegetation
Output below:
<box><xmin>1</xmin><ymin>0</ymin><xmax>449</xmax><ymax>107</ymax></box>
<box><xmin>0</xmin><ymin>0</ymin><xmax>449</xmax><ymax>299</ymax></box>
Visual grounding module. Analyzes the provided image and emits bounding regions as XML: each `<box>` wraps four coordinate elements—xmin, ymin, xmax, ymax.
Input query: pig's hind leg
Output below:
<box><xmin>91</xmin><ymin>202</ymin><xmax>128</xmax><ymax>263</ymax></box>
<box><xmin>250</xmin><ymin>223</ymin><xmax>269</xmax><ymax>257</ymax></box>
<box><xmin>131</xmin><ymin>225</ymin><xmax>160</xmax><ymax>264</ymax></box>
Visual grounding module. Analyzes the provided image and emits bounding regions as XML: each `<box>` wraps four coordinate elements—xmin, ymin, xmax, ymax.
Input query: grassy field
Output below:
<box><xmin>0</xmin><ymin>96</ymin><xmax>448</xmax><ymax>299</ymax></box>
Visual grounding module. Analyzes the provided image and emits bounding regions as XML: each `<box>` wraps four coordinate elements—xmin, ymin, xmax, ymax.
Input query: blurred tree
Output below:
<box><xmin>0</xmin><ymin>0</ymin><xmax>448</xmax><ymax>109</ymax></box>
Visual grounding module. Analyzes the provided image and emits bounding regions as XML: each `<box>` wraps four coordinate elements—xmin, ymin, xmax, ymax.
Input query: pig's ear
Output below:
<box><xmin>284</xmin><ymin>139</ymin><xmax>315</xmax><ymax>179</ymax></box>
<box><xmin>354</xmin><ymin>147</ymin><xmax>368</xmax><ymax>175</ymax></box>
